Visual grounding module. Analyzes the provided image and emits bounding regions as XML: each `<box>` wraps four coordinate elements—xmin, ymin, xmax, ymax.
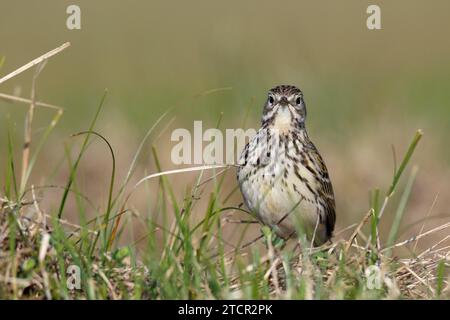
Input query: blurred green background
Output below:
<box><xmin>1</xmin><ymin>0</ymin><xmax>449</xmax><ymax>244</ymax></box>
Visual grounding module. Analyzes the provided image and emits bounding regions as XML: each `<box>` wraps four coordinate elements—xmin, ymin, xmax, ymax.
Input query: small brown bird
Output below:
<box><xmin>237</xmin><ymin>85</ymin><xmax>336</xmax><ymax>246</ymax></box>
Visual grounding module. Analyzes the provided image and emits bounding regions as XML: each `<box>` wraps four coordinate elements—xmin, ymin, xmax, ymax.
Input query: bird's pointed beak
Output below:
<box><xmin>279</xmin><ymin>97</ymin><xmax>289</xmax><ymax>107</ymax></box>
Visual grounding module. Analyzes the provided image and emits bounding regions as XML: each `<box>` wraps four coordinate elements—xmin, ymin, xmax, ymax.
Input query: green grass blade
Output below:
<box><xmin>370</xmin><ymin>188</ymin><xmax>380</xmax><ymax>247</ymax></box>
<box><xmin>58</xmin><ymin>90</ymin><xmax>107</xmax><ymax>219</ymax></box>
<box><xmin>112</xmin><ymin>110</ymin><xmax>170</xmax><ymax>208</ymax></box>
<box><xmin>436</xmin><ymin>260</ymin><xmax>445</xmax><ymax>298</ymax></box>
<box><xmin>71</xmin><ymin>131</ymin><xmax>116</xmax><ymax>249</ymax></box>
<box><xmin>387</xmin><ymin>130</ymin><xmax>423</xmax><ymax>196</ymax></box>
<box><xmin>5</xmin><ymin>127</ymin><xmax>19</xmax><ymax>200</ymax></box>
<box><xmin>386</xmin><ymin>166</ymin><xmax>418</xmax><ymax>253</ymax></box>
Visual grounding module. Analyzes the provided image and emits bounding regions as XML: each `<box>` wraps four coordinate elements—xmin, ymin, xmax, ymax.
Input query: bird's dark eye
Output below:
<box><xmin>268</xmin><ymin>95</ymin><xmax>274</xmax><ymax>104</ymax></box>
<box><xmin>296</xmin><ymin>97</ymin><xmax>302</xmax><ymax>105</ymax></box>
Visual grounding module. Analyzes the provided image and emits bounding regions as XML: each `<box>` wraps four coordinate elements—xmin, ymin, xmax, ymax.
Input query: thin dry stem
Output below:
<box><xmin>0</xmin><ymin>42</ymin><xmax>70</xmax><ymax>85</ymax></box>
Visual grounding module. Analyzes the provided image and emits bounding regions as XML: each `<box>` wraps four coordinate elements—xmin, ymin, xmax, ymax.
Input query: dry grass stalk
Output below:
<box><xmin>0</xmin><ymin>42</ymin><xmax>70</xmax><ymax>85</ymax></box>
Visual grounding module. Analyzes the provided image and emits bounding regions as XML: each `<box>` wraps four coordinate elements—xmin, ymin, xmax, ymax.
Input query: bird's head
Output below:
<box><xmin>262</xmin><ymin>85</ymin><xmax>307</xmax><ymax>130</ymax></box>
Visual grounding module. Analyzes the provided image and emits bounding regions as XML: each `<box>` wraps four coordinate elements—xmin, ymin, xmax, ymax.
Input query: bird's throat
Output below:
<box><xmin>272</xmin><ymin>107</ymin><xmax>293</xmax><ymax>134</ymax></box>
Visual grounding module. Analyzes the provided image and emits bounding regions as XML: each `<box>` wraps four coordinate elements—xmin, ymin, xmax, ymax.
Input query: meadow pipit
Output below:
<box><xmin>237</xmin><ymin>85</ymin><xmax>336</xmax><ymax>246</ymax></box>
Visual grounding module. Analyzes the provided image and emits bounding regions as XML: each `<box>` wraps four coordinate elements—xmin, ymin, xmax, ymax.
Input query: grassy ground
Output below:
<box><xmin>0</xmin><ymin>45</ymin><xmax>449</xmax><ymax>300</ymax></box>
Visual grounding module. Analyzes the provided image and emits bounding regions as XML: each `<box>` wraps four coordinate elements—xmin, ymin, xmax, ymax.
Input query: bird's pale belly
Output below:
<box><xmin>239</xmin><ymin>164</ymin><xmax>323</xmax><ymax>241</ymax></box>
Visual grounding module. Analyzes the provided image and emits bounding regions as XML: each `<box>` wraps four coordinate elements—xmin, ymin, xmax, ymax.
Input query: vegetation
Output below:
<box><xmin>0</xmin><ymin>44</ymin><xmax>448</xmax><ymax>300</ymax></box>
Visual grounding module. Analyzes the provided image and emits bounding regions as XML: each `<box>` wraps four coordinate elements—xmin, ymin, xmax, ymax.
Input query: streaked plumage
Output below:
<box><xmin>237</xmin><ymin>85</ymin><xmax>335</xmax><ymax>246</ymax></box>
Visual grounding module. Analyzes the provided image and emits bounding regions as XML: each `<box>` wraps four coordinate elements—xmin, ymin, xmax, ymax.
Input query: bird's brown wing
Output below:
<box><xmin>305</xmin><ymin>143</ymin><xmax>336</xmax><ymax>238</ymax></box>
